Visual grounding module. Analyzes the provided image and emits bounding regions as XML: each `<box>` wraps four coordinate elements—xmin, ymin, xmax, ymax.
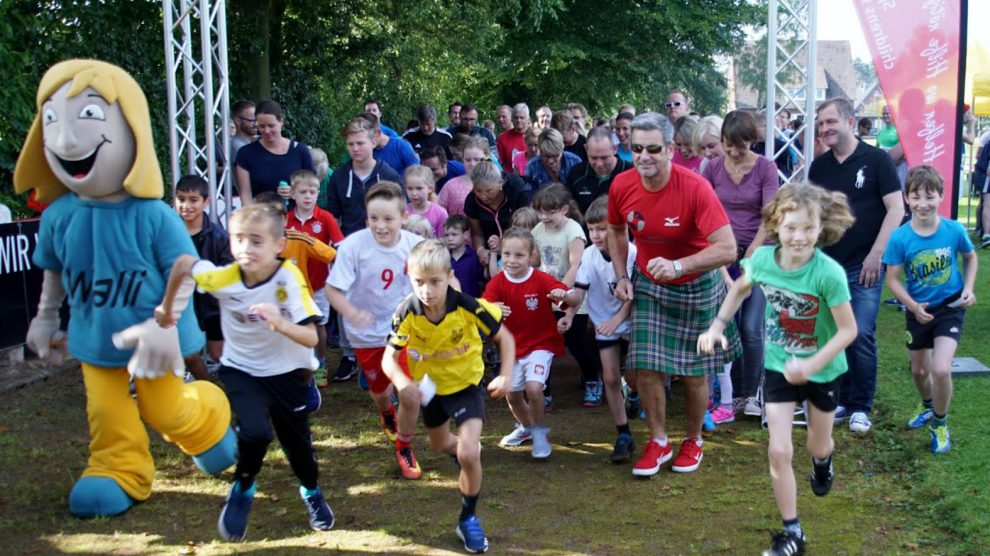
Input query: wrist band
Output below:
<box><xmin>616</xmin><ymin>275</ymin><xmax>629</xmax><ymax>283</ymax></box>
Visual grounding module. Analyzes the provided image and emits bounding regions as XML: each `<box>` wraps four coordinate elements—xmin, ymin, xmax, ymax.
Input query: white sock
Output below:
<box><xmin>652</xmin><ymin>436</ymin><xmax>668</xmax><ymax>447</ymax></box>
<box><xmin>720</xmin><ymin>363</ymin><xmax>733</xmax><ymax>406</ymax></box>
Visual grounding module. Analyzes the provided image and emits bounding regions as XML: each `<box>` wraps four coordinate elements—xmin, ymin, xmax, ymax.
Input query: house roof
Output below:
<box><xmin>733</xmin><ymin>40</ymin><xmax>857</xmax><ymax>112</ymax></box>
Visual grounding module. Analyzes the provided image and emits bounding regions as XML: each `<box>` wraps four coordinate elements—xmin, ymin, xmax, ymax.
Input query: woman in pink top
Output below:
<box><xmin>511</xmin><ymin>127</ymin><xmax>541</xmax><ymax>175</ymax></box>
<box><xmin>439</xmin><ymin>136</ymin><xmax>489</xmax><ymax>217</ymax></box>
<box><xmin>701</xmin><ymin>109</ymin><xmax>779</xmax><ymax>421</ymax></box>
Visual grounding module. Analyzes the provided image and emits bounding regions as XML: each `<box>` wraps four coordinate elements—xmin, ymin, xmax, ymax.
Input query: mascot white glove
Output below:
<box><xmin>112</xmin><ymin>319</ymin><xmax>186</xmax><ymax>379</ymax></box>
<box><xmin>26</xmin><ymin>270</ymin><xmax>67</xmax><ymax>364</ymax></box>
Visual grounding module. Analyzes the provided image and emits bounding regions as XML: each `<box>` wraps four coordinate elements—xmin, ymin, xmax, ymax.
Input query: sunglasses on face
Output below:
<box><xmin>665</xmin><ymin>101</ymin><xmax>683</xmax><ymax>108</ymax></box>
<box><xmin>236</xmin><ymin>116</ymin><xmax>257</xmax><ymax>123</ymax></box>
<box><xmin>631</xmin><ymin>143</ymin><xmax>664</xmax><ymax>154</ymax></box>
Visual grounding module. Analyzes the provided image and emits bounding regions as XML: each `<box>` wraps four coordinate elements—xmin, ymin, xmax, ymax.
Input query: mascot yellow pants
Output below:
<box><xmin>81</xmin><ymin>363</ymin><xmax>231</xmax><ymax>501</ymax></box>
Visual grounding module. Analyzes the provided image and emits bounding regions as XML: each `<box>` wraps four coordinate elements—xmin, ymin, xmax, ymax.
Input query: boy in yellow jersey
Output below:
<box><xmin>383</xmin><ymin>239</ymin><xmax>514</xmax><ymax>554</ymax></box>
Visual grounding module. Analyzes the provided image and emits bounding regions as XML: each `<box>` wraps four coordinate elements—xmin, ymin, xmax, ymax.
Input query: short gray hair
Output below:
<box><xmin>630</xmin><ymin>112</ymin><xmax>674</xmax><ymax>144</ymax></box>
<box><xmin>512</xmin><ymin>103</ymin><xmax>530</xmax><ymax>117</ymax></box>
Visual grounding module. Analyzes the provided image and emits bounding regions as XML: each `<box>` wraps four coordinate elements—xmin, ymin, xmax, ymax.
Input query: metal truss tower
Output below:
<box><xmin>163</xmin><ymin>0</ymin><xmax>231</xmax><ymax>225</ymax></box>
<box><xmin>766</xmin><ymin>0</ymin><xmax>818</xmax><ymax>183</ymax></box>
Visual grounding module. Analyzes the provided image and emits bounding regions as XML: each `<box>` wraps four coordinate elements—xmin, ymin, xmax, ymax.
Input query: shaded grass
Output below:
<box><xmin>0</xmin><ymin>249</ymin><xmax>987</xmax><ymax>554</ymax></box>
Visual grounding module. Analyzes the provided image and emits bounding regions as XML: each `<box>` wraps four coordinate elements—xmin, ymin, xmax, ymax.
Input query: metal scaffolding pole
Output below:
<box><xmin>767</xmin><ymin>0</ymin><xmax>817</xmax><ymax>183</ymax></box>
<box><xmin>164</xmin><ymin>0</ymin><xmax>232</xmax><ymax>225</ymax></box>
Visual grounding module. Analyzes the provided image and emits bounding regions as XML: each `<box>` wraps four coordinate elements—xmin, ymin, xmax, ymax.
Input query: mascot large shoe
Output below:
<box><xmin>14</xmin><ymin>59</ymin><xmax>237</xmax><ymax>518</ymax></box>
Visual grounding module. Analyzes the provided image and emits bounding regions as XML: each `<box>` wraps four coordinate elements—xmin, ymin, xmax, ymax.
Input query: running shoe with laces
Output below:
<box><xmin>304</xmin><ymin>379</ymin><xmax>322</xmax><ymax>413</ymax></box>
<box><xmin>299</xmin><ymin>485</ymin><xmax>335</xmax><ymax>531</ymax></box>
<box><xmin>710</xmin><ymin>405</ymin><xmax>735</xmax><ymax>424</ymax></box>
<box><xmin>848</xmin><ymin>411</ymin><xmax>872</xmax><ymax>433</ymax></box>
<box><xmin>380</xmin><ymin>409</ymin><xmax>398</xmax><ymax>442</ymax></box>
<box><xmin>762</xmin><ymin>530</ymin><xmax>806</xmax><ymax>556</ymax></box>
<box><xmin>907</xmin><ymin>404</ymin><xmax>934</xmax><ymax>429</ymax></box>
<box><xmin>671</xmin><ymin>437</ymin><xmax>704</xmax><ymax>473</ymax></box>
<box><xmin>582</xmin><ymin>381</ymin><xmax>603</xmax><ymax>407</ymax></box>
<box><xmin>499</xmin><ymin>424</ymin><xmax>532</xmax><ymax>447</ymax></box>
<box><xmin>833</xmin><ymin>405</ymin><xmax>849</xmax><ymax>422</ymax></box>
<box><xmin>744</xmin><ymin>396</ymin><xmax>762</xmax><ymax>417</ymax></box>
<box><xmin>396</xmin><ymin>446</ymin><xmax>423</xmax><ymax>479</ymax></box>
<box><xmin>930</xmin><ymin>423</ymin><xmax>951</xmax><ymax>454</ymax></box>
<box><xmin>314</xmin><ymin>366</ymin><xmax>329</xmax><ymax>389</ymax></box>
<box><xmin>456</xmin><ymin>514</ymin><xmax>489</xmax><ymax>553</ymax></box>
<box><xmin>979</xmin><ymin>234</ymin><xmax>990</xmax><ymax>249</ymax></box>
<box><xmin>610</xmin><ymin>433</ymin><xmax>636</xmax><ymax>463</ymax></box>
<box><xmin>218</xmin><ymin>481</ymin><xmax>255</xmax><ymax>542</ymax></box>
<box><xmin>632</xmin><ymin>438</ymin><xmax>673</xmax><ymax>477</ymax></box>
<box><xmin>531</xmin><ymin>426</ymin><xmax>552</xmax><ymax>459</ymax></box>
<box><xmin>331</xmin><ymin>357</ymin><xmax>358</xmax><ymax>382</ymax></box>
<box><xmin>809</xmin><ymin>455</ymin><xmax>833</xmax><ymax>496</ymax></box>
<box><xmin>543</xmin><ymin>394</ymin><xmax>554</xmax><ymax>413</ymax></box>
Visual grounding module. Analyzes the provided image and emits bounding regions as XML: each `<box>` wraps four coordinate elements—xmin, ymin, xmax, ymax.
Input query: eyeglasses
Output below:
<box><xmin>236</xmin><ymin>116</ymin><xmax>257</xmax><ymax>123</ymax></box>
<box><xmin>631</xmin><ymin>143</ymin><xmax>664</xmax><ymax>154</ymax></box>
<box><xmin>664</xmin><ymin>101</ymin><xmax>683</xmax><ymax>109</ymax></box>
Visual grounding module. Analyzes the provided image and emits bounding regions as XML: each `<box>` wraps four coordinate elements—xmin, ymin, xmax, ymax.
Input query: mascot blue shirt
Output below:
<box><xmin>34</xmin><ymin>193</ymin><xmax>205</xmax><ymax>366</ymax></box>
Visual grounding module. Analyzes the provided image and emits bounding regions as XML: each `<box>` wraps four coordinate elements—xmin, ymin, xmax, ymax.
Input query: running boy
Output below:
<box><xmin>156</xmin><ymin>203</ymin><xmax>334</xmax><ymax>542</ymax></box>
<box><xmin>484</xmin><ymin>227</ymin><xmax>568</xmax><ymax>459</ymax></box>
<box><xmin>560</xmin><ymin>196</ymin><xmax>638</xmax><ymax>462</ymax></box>
<box><xmin>285</xmin><ymin>169</ymin><xmax>344</xmax><ymax>388</ymax></box>
<box><xmin>174</xmin><ymin>174</ymin><xmax>233</xmax><ymax>380</ymax></box>
<box><xmin>383</xmin><ymin>239</ymin><xmax>514</xmax><ymax>554</ymax></box>
<box><xmin>325</xmin><ymin>181</ymin><xmax>426</xmax><ymax>480</ymax></box>
<box><xmin>697</xmin><ymin>182</ymin><xmax>857</xmax><ymax>556</ymax></box>
<box><xmin>883</xmin><ymin>166</ymin><xmax>977</xmax><ymax>454</ymax></box>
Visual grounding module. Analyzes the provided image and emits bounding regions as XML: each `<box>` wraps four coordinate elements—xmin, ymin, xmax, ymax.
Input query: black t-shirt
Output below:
<box><xmin>463</xmin><ymin>173</ymin><xmax>532</xmax><ymax>240</ymax></box>
<box><xmin>809</xmin><ymin>140</ymin><xmax>901</xmax><ymax>267</ymax></box>
<box><xmin>565</xmin><ymin>157</ymin><xmax>632</xmax><ymax>214</ymax></box>
<box><xmin>565</xmin><ymin>134</ymin><xmax>588</xmax><ymax>163</ymax></box>
<box><xmin>401</xmin><ymin>127</ymin><xmax>452</xmax><ymax>156</ymax></box>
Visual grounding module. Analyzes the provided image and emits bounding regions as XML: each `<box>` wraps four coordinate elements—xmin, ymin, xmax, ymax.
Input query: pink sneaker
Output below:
<box><xmin>710</xmin><ymin>405</ymin><xmax>735</xmax><ymax>424</ymax></box>
<box><xmin>671</xmin><ymin>437</ymin><xmax>703</xmax><ymax>473</ymax></box>
<box><xmin>631</xmin><ymin>439</ymin><xmax>673</xmax><ymax>477</ymax></box>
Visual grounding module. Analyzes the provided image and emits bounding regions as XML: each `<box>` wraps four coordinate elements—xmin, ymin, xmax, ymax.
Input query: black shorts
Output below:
<box><xmin>597</xmin><ymin>337</ymin><xmax>629</xmax><ymax>351</ymax></box>
<box><xmin>906</xmin><ymin>304</ymin><xmax>965</xmax><ymax>350</ymax></box>
<box><xmin>763</xmin><ymin>369</ymin><xmax>840</xmax><ymax>412</ymax></box>
<box><xmin>422</xmin><ymin>383</ymin><xmax>486</xmax><ymax>429</ymax></box>
<box><xmin>203</xmin><ymin>315</ymin><xmax>224</xmax><ymax>342</ymax></box>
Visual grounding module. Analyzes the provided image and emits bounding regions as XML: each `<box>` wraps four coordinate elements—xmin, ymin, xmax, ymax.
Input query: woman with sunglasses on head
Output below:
<box><xmin>701</xmin><ymin>110</ymin><xmax>780</xmax><ymax>422</ymax></box>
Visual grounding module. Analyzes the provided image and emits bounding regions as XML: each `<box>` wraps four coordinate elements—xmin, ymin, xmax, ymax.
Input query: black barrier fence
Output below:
<box><xmin>0</xmin><ymin>219</ymin><xmax>43</xmax><ymax>350</ymax></box>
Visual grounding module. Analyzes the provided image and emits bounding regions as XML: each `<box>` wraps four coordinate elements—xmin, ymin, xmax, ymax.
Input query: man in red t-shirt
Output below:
<box><xmin>496</xmin><ymin>103</ymin><xmax>531</xmax><ymax>172</ymax></box>
<box><xmin>606</xmin><ymin>112</ymin><xmax>741</xmax><ymax>477</ymax></box>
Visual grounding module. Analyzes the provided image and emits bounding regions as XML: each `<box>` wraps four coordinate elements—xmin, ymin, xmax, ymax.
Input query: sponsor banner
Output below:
<box><xmin>0</xmin><ymin>220</ymin><xmax>43</xmax><ymax>350</ymax></box>
<box><xmin>854</xmin><ymin>0</ymin><xmax>964</xmax><ymax>216</ymax></box>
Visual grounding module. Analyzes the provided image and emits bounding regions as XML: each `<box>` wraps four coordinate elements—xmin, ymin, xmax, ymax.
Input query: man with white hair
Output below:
<box><xmin>497</xmin><ymin>103</ymin><xmax>531</xmax><ymax>171</ymax></box>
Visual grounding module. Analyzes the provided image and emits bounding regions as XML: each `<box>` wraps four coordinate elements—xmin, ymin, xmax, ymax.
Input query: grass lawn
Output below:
<box><xmin>0</xmin><ymin>251</ymin><xmax>987</xmax><ymax>555</ymax></box>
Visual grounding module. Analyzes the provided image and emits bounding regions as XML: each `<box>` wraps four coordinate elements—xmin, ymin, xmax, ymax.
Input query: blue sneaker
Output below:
<box><xmin>703</xmin><ymin>409</ymin><xmax>717</xmax><ymax>431</ymax></box>
<box><xmin>833</xmin><ymin>405</ymin><xmax>849</xmax><ymax>422</ymax></box>
<box><xmin>456</xmin><ymin>515</ymin><xmax>489</xmax><ymax>553</ymax></box>
<box><xmin>300</xmin><ymin>485</ymin><xmax>335</xmax><ymax>530</ymax></box>
<box><xmin>610</xmin><ymin>433</ymin><xmax>636</xmax><ymax>463</ymax></box>
<box><xmin>907</xmin><ymin>404</ymin><xmax>934</xmax><ymax>429</ymax></box>
<box><xmin>218</xmin><ymin>481</ymin><xmax>255</xmax><ymax>542</ymax></box>
<box><xmin>930</xmin><ymin>424</ymin><xmax>951</xmax><ymax>454</ymax></box>
<box><xmin>305</xmin><ymin>379</ymin><xmax>322</xmax><ymax>413</ymax></box>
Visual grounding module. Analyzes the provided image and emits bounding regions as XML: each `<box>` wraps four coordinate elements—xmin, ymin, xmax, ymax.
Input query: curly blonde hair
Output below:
<box><xmin>762</xmin><ymin>182</ymin><xmax>854</xmax><ymax>247</ymax></box>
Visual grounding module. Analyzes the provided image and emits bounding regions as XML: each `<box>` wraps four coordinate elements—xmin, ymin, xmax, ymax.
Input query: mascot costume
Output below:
<box><xmin>14</xmin><ymin>59</ymin><xmax>237</xmax><ymax>518</ymax></box>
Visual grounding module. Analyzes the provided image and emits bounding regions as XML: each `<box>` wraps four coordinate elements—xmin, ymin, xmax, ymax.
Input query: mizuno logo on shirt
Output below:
<box><xmin>664</xmin><ymin>216</ymin><xmax>680</xmax><ymax>227</ymax></box>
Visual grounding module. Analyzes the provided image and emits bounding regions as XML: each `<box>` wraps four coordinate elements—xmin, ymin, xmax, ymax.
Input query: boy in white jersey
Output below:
<box><xmin>560</xmin><ymin>196</ymin><xmax>638</xmax><ymax>462</ymax></box>
<box><xmin>156</xmin><ymin>203</ymin><xmax>334</xmax><ymax>542</ymax></box>
<box><xmin>325</xmin><ymin>181</ymin><xmax>426</xmax><ymax>480</ymax></box>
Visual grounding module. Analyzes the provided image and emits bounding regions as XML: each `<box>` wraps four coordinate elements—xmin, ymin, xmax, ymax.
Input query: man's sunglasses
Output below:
<box><xmin>631</xmin><ymin>143</ymin><xmax>664</xmax><ymax>154</ymax></box>
<box><xmin>665</xmin><ymin>101</ymin><xmax>683</xmax><ymax>108</ymax></box>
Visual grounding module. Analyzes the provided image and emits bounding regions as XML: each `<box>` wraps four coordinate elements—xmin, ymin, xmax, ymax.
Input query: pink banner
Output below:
<box><xmin>853</xmin><ymin>0</ymin><xmax>963</xmax><ymax>216</ymax></box>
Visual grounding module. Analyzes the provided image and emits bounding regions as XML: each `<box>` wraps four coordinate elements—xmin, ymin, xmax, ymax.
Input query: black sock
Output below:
<box><xmin>783</xmin><ymin>517</ymin><xmax>803</xmax><ymax>538</ymax></box>
<box><xmin>237</xmin><ymin>473</ymin><xmax>256</xmax><ymax>492</ymax></box>
<box><xmin>617</xmin><ymin>424</ymin><xmax>631</xmax><ymax>436</ymax></box>
<box><xmin>460</xmin><ymin>493</ymin><xmax>479</xmax><ymax>522</ymax></box>
<box><xmin>922</xmin><ymin>398</ymin><xmax>933</xmax><ymax>409</ymax></box>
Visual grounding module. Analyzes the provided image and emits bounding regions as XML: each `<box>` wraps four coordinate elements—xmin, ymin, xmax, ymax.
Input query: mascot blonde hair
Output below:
<box><xmin>15</xmin><ymin>60</ymin><xmax>235</xmax><ymax>519</ymax></box>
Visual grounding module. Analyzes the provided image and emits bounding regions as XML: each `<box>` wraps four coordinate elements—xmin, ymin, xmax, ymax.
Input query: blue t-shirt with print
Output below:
<box><xmin>33</xmin><ymin>194</ymin><xmax>204</xmax><ymax>366</ymax></box>
<box><xmin>883</xmin><ymin>218</ymin><xmax>973</xmax><ymax>306</ymax></box>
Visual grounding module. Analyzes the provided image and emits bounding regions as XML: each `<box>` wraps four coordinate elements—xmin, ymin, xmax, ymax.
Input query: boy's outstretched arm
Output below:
<box><xmin>249</xmin><ymin>303</ymin><xmax>318</xmax><ymax>348</ymax></box>
<box><xmin>697</xmin><ymin>273</ymin><xmax>753</xmax><ymax>354</ymax></box>
<box><xmin>884</xmin><ymin>264</ymin><xmax>933</xmax><ymax>324</ymax></box>
<box><xmin>156</xmin><ymin>254</ymin><xmax>199</xmax><ymax>328</ymax></box>
<box><xmin>382</xmin><ymin>344</ymin><xmax>415</xmax><ymax>392</ymax></box>
<box><xmin>784</xmin><ymin>301</ymin><xmax>856</xmax><ymax>385</ymax></box>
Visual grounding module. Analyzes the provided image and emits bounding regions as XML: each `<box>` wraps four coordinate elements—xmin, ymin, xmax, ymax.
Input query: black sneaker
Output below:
<box><xmin>610</xmin><ymin>433</ymin><xmax>636</xmax><ymax>463</ymax></box>
<box><xmin>624</xmin><ymin>393</ymin><xmax>641</xmax><ymax>420</ymax></box>
<box><xmin>331</xmin><ymin>357</ymin><xmax>358</xmax><ymax>382</ymax></box>
<box><xmin>809</xmin><ymin>455</ymin><xmax>833</xmax><ymax>496</ymax></box>
<box><xmin>762</xmin><ymin>530</ymin><xmax>806</xmax><ymax>556</ymax></box>
<box><xmin>979</xmin><ymin>234</ymin><xmax>990</xmax><ymax>249</ymax></box>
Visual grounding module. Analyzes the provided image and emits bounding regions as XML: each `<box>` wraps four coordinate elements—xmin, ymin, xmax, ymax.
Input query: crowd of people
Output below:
<box><xmin>166</xmin><ymin>91</ymin><xmax>979</xmax><ymax>555</ymax></box>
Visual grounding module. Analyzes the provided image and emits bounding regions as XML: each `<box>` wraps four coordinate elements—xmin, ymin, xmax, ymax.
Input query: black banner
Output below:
<box><xmin>0</xmin><ymin>219</ymin><xmax>42</xmax><ymax>350</ymax></box>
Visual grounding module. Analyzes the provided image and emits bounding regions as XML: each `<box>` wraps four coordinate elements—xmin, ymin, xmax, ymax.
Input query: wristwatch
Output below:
<box><xmin>672</xmin><ymin>259</ymin><xmax>683</xmax><ymax>279</ymax></box>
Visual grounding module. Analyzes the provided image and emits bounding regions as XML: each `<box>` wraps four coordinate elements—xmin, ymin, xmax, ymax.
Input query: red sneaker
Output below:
<box><xmin>671</xmin><ymin>437</ymin><xmax>703</xmax><ymax>473</ymax></box>
<box><xmin>631</xmin><ymin>439</ymin><xmax>672</xmax><ymax>477</ymax></box>
<box><xmin>396</xmin><ymin>446</ymin><xmax>422</xmax><ymax>480</ymax></box>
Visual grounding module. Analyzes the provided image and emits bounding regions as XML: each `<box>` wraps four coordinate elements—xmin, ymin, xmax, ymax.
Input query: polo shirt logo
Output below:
<box><xmin>312</xmin><ymin>222</ymin><xmax>323</xmax><ymax>233</ymax></box>
<box><xmin>855</xmin><ymin>167</ymin><xmax>866</xmax><ymax>189</ymax></box>
<box><xmin>664</xmin><ymin>216</ymin><xmax>680</xmax><ymax>227</ymax></box>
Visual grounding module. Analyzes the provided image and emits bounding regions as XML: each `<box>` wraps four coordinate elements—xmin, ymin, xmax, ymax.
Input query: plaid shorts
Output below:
<box><xmin>629</xmin><ymin>270</ymin><xmax>742</xmax><ymax>377</ymax></box>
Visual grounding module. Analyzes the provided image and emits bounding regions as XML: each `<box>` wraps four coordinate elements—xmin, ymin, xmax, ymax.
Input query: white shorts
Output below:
<box><xmin>510</xmin><ymin>350</ymin><xmax>554</xmax><ymax>392</ymax></box>
<box><xmin>312</xmin><ymin>288</ymin><xmax>330</xmax><ymax>325</ymax></box>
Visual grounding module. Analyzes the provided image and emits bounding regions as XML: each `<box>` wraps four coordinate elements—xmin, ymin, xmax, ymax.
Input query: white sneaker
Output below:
<box><xmin>499</xmin><ymin>424</ymin><xmax>532</xmax><ymax>447</ymax></box>
<box><xmin>744</xmin><ymin>397</ymin><xmax>762</xmax><ymax>416</ymax></box>
<box><xmin>531</xmin><ymin>426</ymin><xmax>552</xmax><ymax>459</ymax></box>
<box><xmin>849</xmin><ymin>411</ymin><xmax>872</xmax><ymax>433</ymax></box>
<box><xmin>833</xmin><ymin>405</ymin><xmax>849</xmax><ymax>422</ymax></box>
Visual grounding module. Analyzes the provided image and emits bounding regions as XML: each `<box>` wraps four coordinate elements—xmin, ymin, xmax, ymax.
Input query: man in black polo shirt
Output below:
<box><xmin>402</xmin><ymin>104</ymin><xmax>453</xmax><ymax>157</ymax></box>
<box><xmin>809</xmin><ymin>97</ymin><xmax>904</xmax><ymax>434</ymax></box>
<box><xmin>452</xmin><ymin>103</ymin><xmax>498</xmax><ymax>161</ymax></box>
<box><xmin>565</xmin><ymin>126</ymin><xmax>632</xmax><ymax>214</ymax></box>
